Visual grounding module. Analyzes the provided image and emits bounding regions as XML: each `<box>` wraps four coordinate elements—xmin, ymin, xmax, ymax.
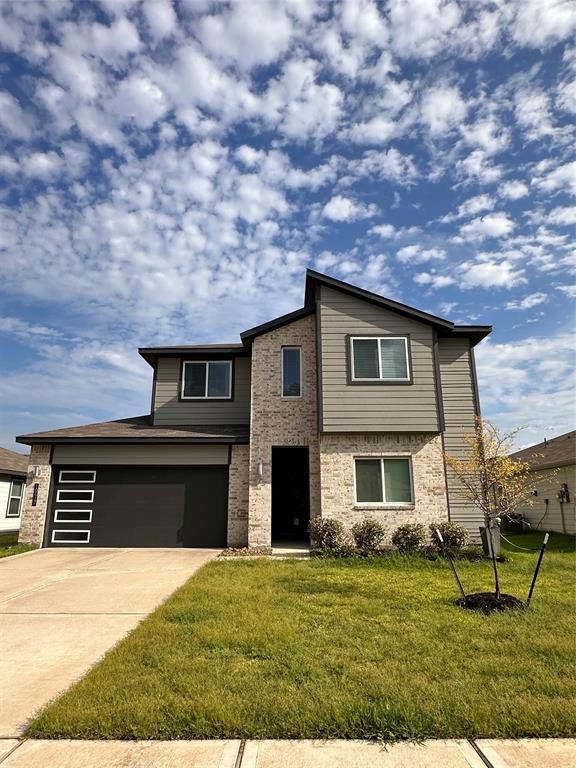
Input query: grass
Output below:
<box><xmin>0</xmin><ymin>542</ymin><xmax>36</xmax><ymax>558</ymax></box>
<box><xmin>28</xmin><ymin>534</ymin><xmax>576</xmax><ymax>741</ymax></box>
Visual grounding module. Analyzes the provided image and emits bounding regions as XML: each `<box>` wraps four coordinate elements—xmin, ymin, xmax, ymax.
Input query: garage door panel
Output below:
<box><xmin>47</xmin><ymin>465</ymin><xmax>228</xmax><ymax>548</ymax></box>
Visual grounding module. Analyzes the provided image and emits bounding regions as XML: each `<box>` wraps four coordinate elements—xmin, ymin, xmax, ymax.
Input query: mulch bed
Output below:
<box><xmin>454</xmin><ymin>592</ymin><xmax>525</xmax><ymax>614</ymax></box>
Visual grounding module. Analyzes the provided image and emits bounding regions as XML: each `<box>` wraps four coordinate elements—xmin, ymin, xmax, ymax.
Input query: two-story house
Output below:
<box><xmin>17</xmin><ymin>270</ymin><xmax>491</xmax><ymax>549</ymax></box>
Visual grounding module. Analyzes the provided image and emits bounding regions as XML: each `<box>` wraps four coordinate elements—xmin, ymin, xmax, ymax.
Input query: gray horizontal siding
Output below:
<box><xmin>52</xmin><ymin>444</ymin><xmax>229</xmax><ymax>465</ymax></box>
<box><xmin>438</xmin><ymin>338</ymin><xmax>483</xmax><ymax>535</ymax></box>
<box><xmin>319</xmin><ymin>286</ymin><xmax>440</xmax><ymax>432</ymax></box>
<box><xmin>153</xmin><ymin>357</ymin><xmax>251</xmax><ymax>425</ymax></box>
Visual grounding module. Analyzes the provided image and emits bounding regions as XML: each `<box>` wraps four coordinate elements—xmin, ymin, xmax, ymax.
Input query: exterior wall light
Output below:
<box><xmin>258</xmin><ymin>462</ymin><xmax>264</xmax><ymax>479</ymax></box>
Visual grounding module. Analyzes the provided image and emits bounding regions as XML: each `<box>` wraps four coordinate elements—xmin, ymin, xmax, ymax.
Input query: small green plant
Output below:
<box><xmin>429</xmin><ymin>522</ymin><xmax>469</xmax><ymax>554</ymax></box>
<box><xmin>392</xmin><ymin>523</ymin><xmax>426</xmax><ymax>554</ymax></box>
<box><xmin>309</xmin><ymin>517</ymin><xmax>345</xmax><ymax>551</ymax></box>
<box><xmin>351</xmin><ymin>518</ymin><xmax>386</xmax><ymax>555</ymax></box>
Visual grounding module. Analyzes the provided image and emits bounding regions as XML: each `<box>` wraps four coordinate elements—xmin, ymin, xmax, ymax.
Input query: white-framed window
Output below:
<box><xmin>350</xmin><ymin>336</ymin><xmax>410</xmax><ymax>381</ymax></box>
<box><xmin>51</xmin><ymin>530</ymin><xmax>90</xmax><ymax>544</ymax></box>
<box><xmin>181</xmin><ymin>361</ymin><xmax>232</xmax><ymax>399</ymax></box>
<box><xmin>59</xmin><ymin>470</ymin><xmax>96</xmax><ymax>483</ymax></box>
<box><xmin>6</xmin><ymin>479</ymin><xmax>24</xmax><ymax>518</ymax></box>
<box><xmin>56</xmin><ymin>489</ymin><xmax>94</xmax><ymax>503</ymax></box>
<box><xmin>282</xmin><ymin>346</ymin><xmax>302</xmax><ymax>397</ymax></box>
<box><xmin>54</xmin><ymin>509</ymin><xmax>92</xmax><ymax>523</ymax></box>
<box><xmin>354</xmin><ymin>457</ymin><xmax>413</xmax><ymax>505</ymax></box>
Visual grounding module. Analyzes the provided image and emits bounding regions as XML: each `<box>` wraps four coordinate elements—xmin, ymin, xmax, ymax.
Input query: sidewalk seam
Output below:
<box><xmin>235</xmin><ymin>739</ymin><xmax>246</xmax><ymax>768</ymax></box>
<box><xmin>468</xmin><ymin>739</ymin><xmax>495</xmax><ymax>768</ymax></box>
<box><xmin>0</xmin><ymin>740</ymin><xmax>23</xmax><ymax>765</ymax></box>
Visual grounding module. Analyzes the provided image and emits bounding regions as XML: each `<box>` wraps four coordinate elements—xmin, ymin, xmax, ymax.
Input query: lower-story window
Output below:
<box><xmin>354</xmin><ymin>457</ymin><xmax>413</xmax><ymax>505</ymax></box>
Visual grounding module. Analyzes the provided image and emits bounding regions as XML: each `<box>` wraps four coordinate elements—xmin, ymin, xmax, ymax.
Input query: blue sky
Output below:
<box><xmin>0</xmin><ymin>0</ymin><xmax>574</xmax><ymax>452</ymax></box>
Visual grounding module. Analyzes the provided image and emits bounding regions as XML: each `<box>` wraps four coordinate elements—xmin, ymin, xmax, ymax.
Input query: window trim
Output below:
<box><xmin>56</xmin><ymin>489</ymin><xmax>94</xmax><ymax>503</ymax></box>
<box><xmin>6</xmin><ymin>478</ymin><xmax>24</xmax><ymax>518</ymax></box>
<box><xmin>281</xmin><ymin>345</ymin><xmax>302</xmax><ymax>399</ymax></box>
<box><xmin>58</xmin><ymin>470</ymin><xmax>96</xmax><ymax>484</ymax></box>
<box><xmin>180</xmin><ymin>360</ymin><xmax>234</xmax><ymax>401</ymax></box>
<box><xmin>51</xmin><ymin>529</ymin><xmax>91</xmax><ymax>544</ymax></box>
<box><xmin>353</xmin><ymin>455</ymin><xmax>414</xmax><ymax>507</ymax></box>
<box><xmin>54</xmin><ymin>509</ymin><xmax>93</xmax><ymax>523</ymax></box>
<box><xmin>348</xmin><ymin>335</ymin><xmax>412</xmax><ymax>384</ymax></box>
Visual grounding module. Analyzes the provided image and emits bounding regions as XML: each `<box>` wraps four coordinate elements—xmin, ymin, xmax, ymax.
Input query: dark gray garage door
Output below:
<box><xmin>47</xmin><ymin>466</ymin><xmax>228</xmax><ymax>548</ymax></box>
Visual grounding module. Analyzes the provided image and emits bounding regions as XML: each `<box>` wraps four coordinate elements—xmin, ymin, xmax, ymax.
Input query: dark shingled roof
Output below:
<box><xmin>0</xmin><ymin>447</ymin><xmax>29</xmax><ymax>476</ymax></box>
<box><xmin>16</xmin><ymin>416</ymin><xmax>249</xmax><ymax>445</ymax></box>
<box><xmin>510</xmin><ymin>431</ymin><xmax>576</xmax><ymax>470</ymax></box>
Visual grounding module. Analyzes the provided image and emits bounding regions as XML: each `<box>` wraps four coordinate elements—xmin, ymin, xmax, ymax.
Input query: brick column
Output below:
<box><xmin>19</xmin><ymin>444</ymin><xmax>51</xmax><ymax>547</ymax></box>
<box><xmin>227</xmin><ymin>444</ymin><xmax>249</xmax><ymax>547</ymax></box>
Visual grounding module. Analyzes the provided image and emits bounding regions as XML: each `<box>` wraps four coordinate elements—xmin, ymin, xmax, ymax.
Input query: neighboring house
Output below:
<box><xmin>16</xmin><ymin>270</ymin><xmax>491</xmax><ymax>549</ymax></box>
<box><xmin>509</xmin><ymin>431</ymin><xmax>576</xmax><ymax>535</ymax></box>
<box><xmin>0</xmin><ymin>447</ymin><xmax>29</xmax><ymax>537</ymax></box>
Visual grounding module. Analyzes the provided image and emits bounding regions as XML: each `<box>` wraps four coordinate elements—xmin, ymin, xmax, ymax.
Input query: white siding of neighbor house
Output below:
<box><xmin>517</xmin><ymin>464</ymin><xmax>576</xmax><ymax>535</ymax></box>
<box><xmin>52</xmin><ymin>444</ymin><xmax>229</xmax><ymax>465</ymax></box>
<box><xmin>0</xmin><ymin>474</ymin><xmax>23</xmax><ymax>532</ymax></box>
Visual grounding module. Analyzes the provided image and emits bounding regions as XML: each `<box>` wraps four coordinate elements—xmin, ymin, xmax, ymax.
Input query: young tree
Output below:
<box><xmin>443</xmin><ymin>417</ymin><xmax>555</xmax><ymax>599</ymax></box>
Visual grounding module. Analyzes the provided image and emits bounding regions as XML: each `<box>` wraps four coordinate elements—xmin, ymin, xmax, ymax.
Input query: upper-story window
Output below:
<box><xmin>282</xmin><ymin>346</ymin><xmax>301</xmax><ymax>397</ymax></box>
<box><xmin>350</xmin><ymin>336</ymin><xmax>410</xmax><ymax>382</ymax></box>
<box><xmin>182</xmin><ymin>361</ymin><xmax>232</xmax><ymax>399</ymax></box>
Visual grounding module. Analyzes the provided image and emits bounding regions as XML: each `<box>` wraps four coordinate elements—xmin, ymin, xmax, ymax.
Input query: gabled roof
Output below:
<box><xmin>16</xmin><ymin>416</ymin><xmax>249</xmax><ymax>445</ymax></box>
<box><xmin>241</xmin><ymin>269</ymin><xmax>492</xmax><ymax>346</ymax></box>
<box><xmin>0</xmin><ymin>447</ymin><xmax>29</xmax><ymax>476</ymax></box>
<box><xmin>510</xmin><ymin>430</ymin><xmax>576</xmax><ymax>470</ymax></box>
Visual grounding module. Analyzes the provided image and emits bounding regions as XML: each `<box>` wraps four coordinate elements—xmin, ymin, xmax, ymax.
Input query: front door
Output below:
<box><xmin>271</xmin><ymin>446</ymin><xmax>310</xmax><ymax>542</ymax></box>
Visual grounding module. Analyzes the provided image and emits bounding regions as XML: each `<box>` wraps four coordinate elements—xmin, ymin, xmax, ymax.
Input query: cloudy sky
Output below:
<box><xmin>0</xmin><ymin>0</ymin><xmax>575</xmax><ymax>452</ymax></box>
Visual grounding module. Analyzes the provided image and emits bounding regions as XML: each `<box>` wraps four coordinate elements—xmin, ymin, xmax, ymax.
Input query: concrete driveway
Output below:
<box><xmin>0</xmin><ymin>547</ymin><xmax>219</xmax><ymax>738</ymax></box>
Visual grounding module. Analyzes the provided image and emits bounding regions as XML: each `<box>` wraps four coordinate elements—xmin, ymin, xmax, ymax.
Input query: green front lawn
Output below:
<box><xmin>0</xmin><ymin>542</ymin><xmax>36</xmax><ymax>558</ymax></box>
<box><xmin>28</xmin><ymin>537</ymin><xmax>576</xmax><ymax>741</ymax></box>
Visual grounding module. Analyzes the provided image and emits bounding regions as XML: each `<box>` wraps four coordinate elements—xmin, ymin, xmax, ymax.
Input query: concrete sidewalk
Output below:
<box><xmin>0</xmin><ymin>739</ymin><xmax>573</xmax><ymax>767</ymax></box>
<box><xmin>0</xmin><ymin>548</ymin><xmax>219</xmax><ymax>738</ymax></box>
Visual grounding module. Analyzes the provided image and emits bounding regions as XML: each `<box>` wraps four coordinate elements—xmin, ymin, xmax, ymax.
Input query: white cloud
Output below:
<box><xmin>22</xmin><ymin>151</ymin><xmax>62</xmax><ymax>178</ymax></box>
<box><xmin>456</xmin><ymin>149</ymin><xmax>502</xmax><ymax>185</ymax></box>
<box><xmin>460</xmin><ymin>212</ymin><xmax>515</xmax><ymax>240</ymax></box>
<box><xmin>499</xmin><ymin>180</ymin><xmax>529</xmax><ymax>200</ymax></box>
<box><xmin>510</xmin><ymin>0</ymin><xmax>576</xmax><ymax>49</ymax></box>
<box><xmin>346</xmin><ymin>115</ymin><xmax>398</xmax><ymax>145</ymax></box>
<box><xmin>515</xmin><ymin>87</ymin><xmax>555</xmax><ymax>141</ymax></box>
<box><xmin>352</xmin><ymin>148</ymin><xmax>418</xmax><ymax>184</ymax></box>
<box><xmin>420</xmin><ymin>84</ymin><xmax>468</xmax><ymax>137</ymax></box>
<box><xmin>442</xmin><ymin>193</ymin><xmax>495</xmax><ymax>222</ymax></box>
<box><xmin>197</xmin><ymin>0</ymin><xmax>293</xmax><ymax>71</ymax></box>
<box><xmin>396</xmin><ymin>245</ymin><xmax>445</xmax><ymax>264</ymax></box>
<box><xmin>533</xmin><ymin>161</ymin><xmax>576</xmax><ymax>195</ymax></box>
<box><xmin>461</xmin><ymin>116</ymin><xmax>509</xmax><ymax>155</ymax></box>
<box><xmin>110</xmin><ymin>73</ymin><xmax>168</xmax><ymax>128</ymax></box>
<box><xmin>546</xmin><ymin>206</ymin><xmax>576</xmax><ymax>226</ymax></box>
<box><xmin>322</xmin><ymin>194</ymin><xmax>378</xmax><ymax>222</ymax></box>
<box><xmin>557</xmin><ymin>78</ymin><xmax>576</xmax><ymax>114</ymax></box>
<box><xmin>143</xmin><ymin>0</ymin><xmax>177</xmax><ymax>41</ymax></box>
<box><xmin>557</xmin><ymin>285</ymin><xmax>576</xmax><ymax>298</ymax></box>
<box><xmin>505</xmin><ymin>292</ymin><xmax>547</xmax><ymax>310</ymax></box>
<box><xmin>369</xmin><ymin>223</ymin><xmax>396</xmax><ymax>238</ymax></box>
<box><xmin>0</xmin><ymin>90</ymin><xmax>33</xmax><ymax>139</ymax></box>
<box><xmin>458</xmin><ymin>260</ymin><xmax>526</xmax><ymax>289</ymax></box>
<box><xmin>390</xmin><ymin>0</ymin><xmax>461</xmax><ymax>59</ymax></box>
<box><xmin>413</xmin><ymin>272</ymin><xmax>455</xmax><ymax>289</ymax></box>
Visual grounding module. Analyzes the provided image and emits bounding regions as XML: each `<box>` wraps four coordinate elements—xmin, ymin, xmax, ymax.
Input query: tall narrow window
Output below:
<box><xmin>182</xmin><ymin>361</ymin><xmax>232</xmax><ymax>399</ymax></box>
<box><xmin>282</xmin><ymin>347</ymin><xmax>301</xmax><ymax>397</ymax></box>
<box><xmin>6</xmin><ymin>479</ymin><xmax>24</xmax><ymax>518</ymax></box>
<box><xmin>350</xmin><ymin>337</ymin><xmax>410</xmax><ymax>382</ymax></box>
<box><xmin>354</xmin><ymin>458</ymin><xmax>413</xmax><ymax>505</ymax></box>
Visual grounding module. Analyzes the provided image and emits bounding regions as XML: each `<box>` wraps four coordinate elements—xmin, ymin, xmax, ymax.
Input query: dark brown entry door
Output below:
<box><xmin>47</xmin><ymin>466</ymin><xmax>228</xmax><ymax>548</ymax></box>
<box><xmin>271</xmin><ymin>447</ymin><xmax>310</xmax><ymax>542</ymax></box>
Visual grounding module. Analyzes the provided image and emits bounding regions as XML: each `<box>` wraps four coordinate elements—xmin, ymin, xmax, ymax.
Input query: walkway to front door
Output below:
<box><xmin>271</xmin><ymin>446</ymin><xmax>310</xmax><ymax>543</ymax></box>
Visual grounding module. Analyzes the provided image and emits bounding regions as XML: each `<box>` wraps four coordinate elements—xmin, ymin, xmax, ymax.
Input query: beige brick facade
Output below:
<box><xmin>19</xmin><ymin>444</ymin><xmax>51</xmax><ymax>547</ymax></box>
<box><xmin>319</xmin><ymin>432</ymin><xmax>449</xmax><ymax>542</ymax></box>
<box><xmin>227</xmin><ymin>443</ymin><xmax>250</xmax><ymax>546</ymax></box>
<box><xmin>248</xmin><ymin>314</ymin><xmax>320</xmax><ymax>546</ymax></box>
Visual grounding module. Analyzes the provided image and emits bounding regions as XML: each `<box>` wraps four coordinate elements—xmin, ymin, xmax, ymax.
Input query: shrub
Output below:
<box><xmin>429</xmin><ymin>522</ymin><xmax>469</xmax><ymax>553</ymax></box>
<box><xmin>309</xmin><ymin>517</ymin><xmax>345</xmax><ymax>551</ymax></box>
<box><xmin>351</xmin><ymin>518</ymin><xmax>386</xmax><ymax>555</ymax></box>
<box><xmin>391</xmin><ymin>523</ymin><xmax>426</xmax><ymax>554</ymax></box>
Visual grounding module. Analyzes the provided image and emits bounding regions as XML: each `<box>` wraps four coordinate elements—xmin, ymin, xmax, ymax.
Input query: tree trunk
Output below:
<box><xmin>487</xmin><ymin>522</ymin><xmax>500</xmax><ymax>599</ymax></box>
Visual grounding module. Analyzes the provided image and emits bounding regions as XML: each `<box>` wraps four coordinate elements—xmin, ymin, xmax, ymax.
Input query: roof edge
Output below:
<box><xmin>16</xmin><ymin>436</ymin><xmax>250</xmax><ymax>446</ymax></box>
<box><xmin>240</xmin><ymin>306</ymin><xmax>315</xmax><ymax>345</ymax></box>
